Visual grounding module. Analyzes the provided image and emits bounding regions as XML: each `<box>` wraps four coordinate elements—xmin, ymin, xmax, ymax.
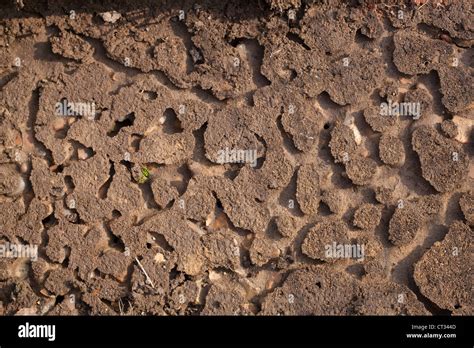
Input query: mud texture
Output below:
<box><xmin>0</xmin><ymin>0</ymin><xmax>472</xmax><ymax>316</ymax></box>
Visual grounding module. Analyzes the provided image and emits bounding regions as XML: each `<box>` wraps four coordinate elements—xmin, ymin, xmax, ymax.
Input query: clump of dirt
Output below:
<box><xmin>0</xmin><ymin>0</ymin><xmax>472</xmax><ymax>316</ymax></box>
<box><xmin>260</xmin><ymin>266</ymin><xmax>428</xmax><ymax>315</ymax></box>
<box><xmin>275</xmin><ymin>214</ymin><xmax>298</xmax><ymax>238</ymax></box>
<box><xmin>250</xmin><ymin>236</ymin><xmax>281</xmax><ymax>266</ymax></box>
<box><xmin>379</xmin><ymin>134</ymin><xmax>405</xmax><ymax>166</ymax></box>
<box><xmin>321</xmin><ymin>189</ymin><xmax>346</xmax><ymax>215</ymax></box>
<box><xmin>440</xmin><ymin>119</ymin><xmax>458</xmax><ymax>139</ymax></box>
<box><xmin>353</xmin><ymin>203</ymin><xmax>382</xmax><ymax>230</ymax></box>
<box><xmin>393</xmin><ymin>29</ymin><xmax>454</xmax><ymax>75</ymax></box>
<box><xmin>329</xmin><ymin>122</ymin><xmax>358</xmax><ymax>163</ymax></box>
<box><xmin>296</xmin><ymin>163</ymin><xmax>321</xmax><ymax>215</ymax></box>
<box><xmin>301</xmin><ymin>219</ymin><xmax>349</xmax><ymax>262</ymax></box>
<box><xmin>364</xmin><ymin>106</ymin><xmax>397</xmax><ymax>133</ymax></box>
<box><xmin>345</xmin><ymin>156</ymin><xmax>378</xmax><ymax>186</ymax></box>
<box><xmin>50</xmin><ymin>31</ymin><xmax>94</xmax><ymax>62</ymax></box>
<box><xmin>412</xmin><ymin>126</ymin><xmax>469</xmax><ymax>193</ymax></box>
<box><xmin>388</xmin><ymin>195</ymin><xmax>442</xmax><ymax>246</ymax></box>
<box><xmin>414</xmin><ymin>221</ymin><xmax>473</xmax><ymax>314</ymax></box>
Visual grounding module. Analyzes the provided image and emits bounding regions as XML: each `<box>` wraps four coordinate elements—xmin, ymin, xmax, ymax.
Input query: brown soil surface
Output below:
<box><xmin>0</xmin><ymin>0</ymin><xmax>472</xmax><ymax>316</ymax></box>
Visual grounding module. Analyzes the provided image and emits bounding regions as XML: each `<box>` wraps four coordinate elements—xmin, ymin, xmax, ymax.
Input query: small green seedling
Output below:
<box><xmin>138</xmin><ymin>166</ymin><xmax>150</xmax><ymax>184</ymax></box>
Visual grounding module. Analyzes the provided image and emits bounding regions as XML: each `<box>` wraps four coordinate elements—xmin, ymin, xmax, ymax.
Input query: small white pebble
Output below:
<box><xmin>77</xmin><ymin>148</ymin><xmax>89</xmax><ymax>160</ymax></box>
<box><xmin>100</xmin><ymin>11</ymin><xmax>121</xmax><ymax>23</ymax></box>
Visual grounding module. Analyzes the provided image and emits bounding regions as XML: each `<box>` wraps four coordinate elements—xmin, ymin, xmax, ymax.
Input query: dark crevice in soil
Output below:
<box><xmin>69</xmin><ymin>139</ymin><xmax>96</xmax><ymax>161</ymax></box>
<box><xmin>173</xmin><ymin>163</ymin><xmax>192</xmax><ymax>195</ymax></box>
<box><xmin>149</xmin><ymin>231</ymin><xmax>174</xmax><ymax>252</ymax></box>
<box><xmin>276</xmin><ymin>114</ymin><xmax>300</xmax><ymax>155</ymax></box>
<box><xmin>291</xmin><ymin>222</ymin><xmax>324</xmax><ymax>265</ymax></box>
<box><xmin>138</xmin><ymin>179</ymin><xmax>159</xmax><ymax>210</ymax></box>
<box><xmin>98</xmin><ymin>160</ymin><xmax>115</xmax><ymax>199</ymax></box>
<box><xmin>345</xmin><ymin>263</ymin><xmax>366</xmax><ymax>281</ymax></box>
<box><xmin>189</xmin><ymin>86</ymin><xmax>224</xmax><ymax>105</ymax></box>
<box><xmin>210</xmin><ymin>191</ymin><xmax>253</xmax><ymax>240</ymax></box>
<box><xmin>169</xmin><ymin>17</ymin><xmax>197</xmax><ymax>74</ymax></box>
<box><xmin>253</xmin><ymin>132</ymin><xmax>267</xmax><ymax>169</ymax></box>
<box><xmin>191</xmin><ymin>122</ymin><xmax>213</xmax><ymax>165</ymax></box>
<box><xmin>278</xmin><ymin>168</ymin><xmax>304</xmax><ymax>217</ymax></box>
<box><xmin>162</xmin><ymin>108</ymin><xmax>183</xmax><ymax>134</ymax></box>
<box><xmin>264</xmin><ymin>217</ymin><xmax>280</xmax><ymax>240</ymax></box>
<box><xmin>28</xmin><ymin>86</ymin><xmax>54</xmax><ymax>165</ymax></box>
<box><xmin>0</xmin><ymin>71</ymin><xmax>19</xmax><ymax>90</ymax></box>
<box><xmin>104</xmin><ymin>221</ymin><xmax>126</xmax><ymax>253</ymax></box>
<box><xmin>107</xmin><ymin>112</ymin><xmax>135</xmax><ymax>137</ymax></box>
<box><xmin>286</xmin><ymin>32</ymin><xmax>310</xmax><ymax>50</ymax></box>
<box><xmin>130</xmin><ymin>133</ymin><xmax>143</xmax><ymax>152</ymax></box>
<box><xmin>417</xmin><ymin>70</ymin><xmax>449</xmax><ymax>118</ymax></box>
<box><xmin>233</xmin><ymin>38</ymin><xmax>271</xmax><ymax>88</ymax></box>
<box><xmin>317</xmin><ymin>201</ymin><xmax>332</xmax><ymax>217</ymax></box>
<box><xmin>415</xmin><ymin>23</ymin><xmax>467</xmax><ymax>50</ymax></box>
<box><xmin>223</xmin><ymin>163</ymin><xmax>243</xmax><ymax>180</ymax></box>
<box><xmin>63</xmin><ymin>175</ymin><xmax>75</xmax><ymax>193</ymax></box>
<box><xmin>379</xmin><ymin>34</ymin><xmax>404</xmax><ymax>79</ymax></box>
<box><xmin>317</xmin><ymin>91</ymin><xmax>345</xmax><ymax>111</ymax></box>
<box><xmin>250</xmin><ymin>269</ymin><xmax>294</xmax><ymax>314</ymax></box>
<box><xmin>354</xmin><ymin>28</ymin><xmax>373</xmax><ymax>46</ymax></box>
<box><xmin>80</xmin><ymin>35</ymin><xmax>142</xmax><ymax>78</ymax></box>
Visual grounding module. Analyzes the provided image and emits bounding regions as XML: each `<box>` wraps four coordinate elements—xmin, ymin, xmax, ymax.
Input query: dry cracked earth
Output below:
<box><xmin>0</xmin><ymin>0</ymin><xmax>472</xmax><ymax>316</ymax></box>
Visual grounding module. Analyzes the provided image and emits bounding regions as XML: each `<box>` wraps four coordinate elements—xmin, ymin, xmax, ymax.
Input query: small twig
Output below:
<box><xmin>15</xmin><ymin>0</ymin><xmax>24</xmax><ymax>10</ymax></box>
<box><xmin>118</xmin><ymin>298</ymin><xmax>124</xmax><ymax>316</ymax></box>
<box><xmin>269</xmin><ymin>49</ymin><xmax>281</xmax><ymax>58</ymax></box>
<box><xmin>416</xmin><ymin>0</ymin><xmax>430</xmax><ymax>11</ymax></box>
<box><xmin>135</xmin><ymin>257</ymin><xmax>155</xmax><ymax>288</ymax></box>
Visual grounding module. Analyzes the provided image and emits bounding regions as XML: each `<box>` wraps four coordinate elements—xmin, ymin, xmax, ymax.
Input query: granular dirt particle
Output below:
<box><xmin>353</xmin><ymin>203</ymin><xmax>382</xmax><ymax>230</ymax></box>
<box><xmin>440</xmin><ymin>119</ymin><xmax>459</xmax><ymax>139</ymax></box>
<box><xmin>345</xmin><ymin>156</ymin><xmax>378</xmax><ymax>186</ymax></box>
<box><xmin>379</xmin><ymin>133</ymin><xmax>405</xmax><ymax>167</ymax></box>
<box><xmin>301</xmin><ymin>219</ymin><xmax>349</xmax><ymax>262</ymax></box>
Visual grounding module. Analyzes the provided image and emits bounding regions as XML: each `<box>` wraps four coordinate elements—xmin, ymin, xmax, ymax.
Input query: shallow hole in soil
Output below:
<box><xmin>54</xmin><ymin>295</ymin><xmax>65</xmax><ymax>305</ymax></box>
<box><xmin>64</xmin><ymin>175</ymin><xmax>75</xmax><ymax>193</ymax></box>
<box><xmin>286</xmin><ymin>32</ymin><xmax>311</xmax><ymax>50</ymax></box>
<box><xmin>162</xmin><ymin>108</ymin><xmax>183</xmax><ymax>134</ymax></box>
<box><xmin>107</xmin><ymin>112</ymin><xmax>135</xmax><ymax>137</ymax></box>
<box><xmin>149</xmin><ymin>231</ymin><xmax>174</xmax><ymax>252</ymax></box>
<box><xmin>112</xmin><ymin>210</ymin><xmax>122</xmax><ymax>218</ymax></box>
<box><xmin>42</xmin><ymin>212</ymin><xmax>58</xmax><ymax>228</ymax></box>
